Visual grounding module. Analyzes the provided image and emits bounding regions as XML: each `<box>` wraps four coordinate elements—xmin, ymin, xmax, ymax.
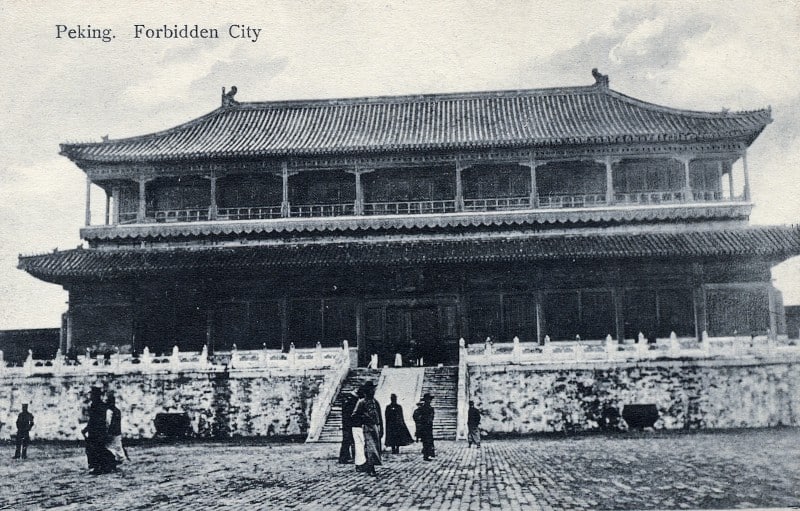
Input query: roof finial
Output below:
<box><xmin>591</xmin><ymin>68</ymin><xmax>609</xmax><ymax>88</ymax></box>
<box><xmin>222</xmin><ymin>86</ymin><xmax>239</xmax><ymax>108</ymax></box>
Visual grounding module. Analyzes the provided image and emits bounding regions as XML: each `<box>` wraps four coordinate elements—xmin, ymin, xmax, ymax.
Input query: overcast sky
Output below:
<box><xmin>0</xmin><ymin>0</ymin><xmax>798</xmax><ymax>329</ymax></box>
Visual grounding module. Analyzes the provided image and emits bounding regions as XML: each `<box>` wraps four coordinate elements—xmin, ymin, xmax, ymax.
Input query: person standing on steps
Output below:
<box><xmin>467</xmin><ymin>400</ymin><xmax>482</xmax><ymax>447</ymax></box>
<box><xmin>384</xmin><ymin>394</ymin><xmax>413</xmax><ymax>454</ymax></box>
<box><xmin>351</xmin><ymin>381</ymin><xmax>383</xmax><ymax>476</ymax></box>
<box><xmin>413</xmin><ymin>393</ymin><xmax>435</xmax><ymax>461</ymax></box>
<box><xmin>12</xmin><ymin>404</ymin><xmax>34</xmax><ymax>459</ymax></box>
<box><xmin>338</xmin><ymin>390</ymin><xmax>358</xmax><ymax>464</ymax></box>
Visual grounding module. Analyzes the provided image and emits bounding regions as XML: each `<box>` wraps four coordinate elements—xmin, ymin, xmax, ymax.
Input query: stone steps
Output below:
<box><xmin>421</xmin><ymin>366</ymin><xmax>459</xmax><ymax>440</ymax></box>
<box><xmin>317</xmin><ymin>368</ymin><xmax>381</xmax><ymax>443</ymax></box>
<box><xmin>315</xmin><ymin>366</ymin><xmax>459</xmax><ymax>443</ymax></box>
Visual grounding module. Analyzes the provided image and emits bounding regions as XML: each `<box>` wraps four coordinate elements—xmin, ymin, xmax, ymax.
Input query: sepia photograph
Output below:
<box><xmin>0</xmin><ymin>1</ymin><xmax>799</xmax><ymax>509</ymax></box>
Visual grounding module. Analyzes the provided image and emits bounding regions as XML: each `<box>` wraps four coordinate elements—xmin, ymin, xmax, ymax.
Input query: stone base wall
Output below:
<box><xmin>468</xmin><ymin>358</ymin><xmax>800</xmax><ymax>434</ymax></box>
<box><xmin>0</xmin><ymin>369</ymin><xmax>331</xmax><ymax>441</ymax></box>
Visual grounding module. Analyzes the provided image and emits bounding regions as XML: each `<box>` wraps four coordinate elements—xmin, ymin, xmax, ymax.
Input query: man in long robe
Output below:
<box><xmin>338</xmin><ymin>390</ymin><xmax>358</xmax><ymax>464</ymax></box>
<box><xmin>82</xmin><ymin>387</ymin><xmax>116</xmax><ymax>474</ymax></box>
<box><xmin>384</xmin><ymin>394</ymin><xmax>413</xmax><ymax>454</ymax></box>
<box><xmin>351</xmin><ymin>381</ymin><xmax>382</xmax><ymax>476</ymax></box>
<box><xmin>413</xmin><ymin>393</ymin><xmax>435</xmax><ymax>461</ymax></box>
<box><xmin>467</xmin><ymin>400</ymin><xmax>482</xmax><ymax>447</ymax></box>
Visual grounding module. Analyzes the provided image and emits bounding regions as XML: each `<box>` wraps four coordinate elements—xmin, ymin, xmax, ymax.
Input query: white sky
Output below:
<box><xmin>0</xmin><ymin>0</ymin><xmax>798</xmax><ymax>329</ymax></box>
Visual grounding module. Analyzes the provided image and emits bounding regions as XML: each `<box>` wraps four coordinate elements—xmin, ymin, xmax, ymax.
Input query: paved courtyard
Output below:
<box><xmin>1</xmin><ymin>428</ymin><xmax>798</xmax><ymax>510</ymax></box>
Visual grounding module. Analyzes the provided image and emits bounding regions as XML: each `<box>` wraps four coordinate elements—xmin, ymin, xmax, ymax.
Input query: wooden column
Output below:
<box><xmin>605</xmin><ymin>157</ymin><xmax>615</xmax><ymax>205</ymax></box>
<box><xmin>522</xmin><ymin>159</ymin><xmax>541</xmax><ymax>208</ymax></box>
<box><xmin>716</xmin><ymin>161</ymin><xmax>724</xmax><ymax>201</ymax></box>
<box><xmin>728</xmin><ymin>163</ymin><xmax>735</xmax><ymax>200</ymax></box>
<box><xmin>355</xmin><ymin>170</ymin><xmax>364</xmax><ymax>215</ymax></box>
<box><xmin>205</xmin><ymin>307</ymin><xmax>215</xmax><ymax>354</ymax></box>
<box><xmin>742</xmin><ymin>150</ymin><xmax>751</xmax><ymax>201</ymax></box>
<box><xmin>208</xmin><ymin>174</ymin><xmax>218</xmax><ymax>220</ymax></box>
<box><xmin>281</xmin><ymin>162</ymin><xmax>290</xmax><ymax>217</ymax></box>
<box><xmin>455</xmin><ymin>163</ymin><xmax>464</xmax><ymax>211</ymax></box>
<box><xmin>682</xmin><ymin>155</ymin><xmax>693</xmax><ymax>201</ymax></box>
<box><xmin>111</xmin><ymin>186</ymin><xmax>120</xmax><ymax>225</ymax></box>
<box><xmin>137</xmin><ymin>177</ymin><xmax>148</xmax><ymax>222</ymax></box>
<box><xmin>692</xmin><ymin>263</ymin><xmax>706</xmax><ymax>340</ymax></box>
<box><xmin>355</xmin><ymin>300</ymin><xmax>364</xmax><ymax>364</ymax></box>
<box><xmin>280</xmin><ymin>295</ymin><xmax>289</xmax><ymax>351</ymax></box>
<box><xmin>84</xmin><ymin>176</ymin><xmax>92</xmax><ymax>226</ymax></box>
<box><xmin>104</xmin><ymin>191</ymin><xmax>110</xmax><ymax>225</ymax></box>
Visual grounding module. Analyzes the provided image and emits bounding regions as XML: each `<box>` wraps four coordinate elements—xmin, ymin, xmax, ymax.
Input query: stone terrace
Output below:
<box><xmin>1</xmin><ymin>428</ymin><xmax>798</xmax><ymax>510</ymax></box>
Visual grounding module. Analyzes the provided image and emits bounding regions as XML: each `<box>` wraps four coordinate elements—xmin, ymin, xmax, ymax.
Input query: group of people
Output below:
<box><xmin>82</xmin><ymin>387</ymin><xmax>128</xmax><ymax>474</ymax></box>
<box><xmin>338</xmin><ymin>382</ymin><xmax>443</xmax><ymax>476</ymax></box>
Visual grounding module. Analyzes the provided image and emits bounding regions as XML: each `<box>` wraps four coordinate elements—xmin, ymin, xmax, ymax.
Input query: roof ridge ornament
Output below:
<box><xmin>591</xmin><ymin>68</ymin><xmax>609</xmax><ymax>89</ymax></box>
<box><xmin>222</xmin><ymin>86</ymin><xmax>239</xmax><ymax>108</ymax></box>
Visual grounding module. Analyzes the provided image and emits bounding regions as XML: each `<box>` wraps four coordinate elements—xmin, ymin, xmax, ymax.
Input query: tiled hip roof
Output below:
<box><xmin>60</xmin><ymin>83</ymin><xmax>771</xmax><ymax>163</ymax></box>
<box><xmin>18</xmin><ymin>225</ymin><xmax>800</xmax><ymax>283</ymax></box>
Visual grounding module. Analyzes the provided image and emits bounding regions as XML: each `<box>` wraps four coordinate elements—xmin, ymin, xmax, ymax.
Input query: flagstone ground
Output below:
<box><xmin>0</xmin><ymin>428</ymin><xmax>798</xmax><ymax>510</ymax></box>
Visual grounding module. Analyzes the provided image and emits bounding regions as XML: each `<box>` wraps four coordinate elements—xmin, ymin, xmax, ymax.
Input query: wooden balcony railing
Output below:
<box><xmin>692</xmin><ymin>190</ymin><xmax>724</xmax><ymax>201</ymax></box>
<box><xmin>118</xmin><ymin>212</ymin><xmax>138</xmax><ymax>224</ymax></box>
<box><xmin>463</xmin><ymin>196</ymin><xmax>531</xmax><ymax>211</ymax></box>
<box><xmin>289</xmin><ymin>203</ymin><xmax>355</xmax><ymax>217</ymax></box>
<box><xmin>218</xmin><ymin>206</ymin><xmax>282</xmax><ymax>220</ymax></box>
<box><xmin>109</xmin><ymin>189</ymin><xmax>741</xmax><ymax>226</ymax></box>
<box><xmin>153</xmin><ymin>208</ymin><xmax>209</xmax><ymax>223</ymax></box>
<box><xmin>363</xmin><ymin>200</ymin><xmax>456</xmax><ymax>215</ymax></box>
<box><xmin>614</xmin><ymin>191</ymin><xmax>686</xmax><ymax>205</ymax></box>
<box><xmin>538</xmin><ymin>194</ymin><xmax>607</xmax><ymax>209</ymax></box>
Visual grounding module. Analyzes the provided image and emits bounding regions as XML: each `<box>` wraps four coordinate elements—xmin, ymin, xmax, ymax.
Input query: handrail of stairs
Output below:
<box><xmin>305</xmin><ymin>341</ymin><xmax>352</xmax><ymax>442</ymax></box>
<box><xmin>456</xmin><ymin>338</ymin><xmax>469</xmax><ymax>440</ymax></box>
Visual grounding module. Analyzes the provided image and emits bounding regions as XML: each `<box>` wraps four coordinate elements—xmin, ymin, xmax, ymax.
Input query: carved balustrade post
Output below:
<box><xmin>512</xmin><ymin>336</ymin><xmax>521</xmax><ymax>364</ymax></box>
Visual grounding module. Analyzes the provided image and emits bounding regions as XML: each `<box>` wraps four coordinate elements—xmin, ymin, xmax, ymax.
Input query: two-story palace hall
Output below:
<box><xmin>19</xmin><ymin>71</ymin><xmax>800</xmax><ymax>367</ymax></box>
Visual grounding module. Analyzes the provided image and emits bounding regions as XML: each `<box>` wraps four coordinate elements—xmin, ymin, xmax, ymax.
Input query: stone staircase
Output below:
<box><xmin>317</xmin><ymin>368</ymin><xmax>381</xmax><ymax>443</ymax></box>
<box><xmin>315</xmin><ymin>366</ymin><xmax>459</xmax><ymax>442</ymax></box>
<box><xmin>421</xmin><ymin>366</ymin><xmax>459</xmax><ymax>440</ymax></box>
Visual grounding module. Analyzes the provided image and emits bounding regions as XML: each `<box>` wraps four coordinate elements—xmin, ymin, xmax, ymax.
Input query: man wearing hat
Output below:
<box><xmin>351</xmin><ymin>381</ymin><xmax>383</xmax><ymax>476</ymax></box>
<box><xmin>12</xmin><ymin>404</ymin><xmax>34</xmax><ymax>459</ymax></box>
<box><xmin>338</xmin><ymin>389</ymin><xmax>359</xmax><ymax>464</ymax></box>
<box><xmin>413</xmin><ymin>393</ymin><xmax>436</xmax><ymax>461</ymax></box>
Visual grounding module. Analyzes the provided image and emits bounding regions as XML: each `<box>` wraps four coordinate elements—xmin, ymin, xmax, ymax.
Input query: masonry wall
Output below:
<box><xmin>0</xmin><ymin>369</ymin><xmax>331</xmax><ymax>441</ymax></box>
<box><xmin>468</xmin><ymin>358</ymin><xmax>800</xmax><ymax>434</ymax></box>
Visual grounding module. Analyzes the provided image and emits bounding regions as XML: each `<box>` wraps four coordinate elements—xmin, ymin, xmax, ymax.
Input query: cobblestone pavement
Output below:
<box><xmin>1</xmin><ymin>428</ymin><xmax>798</xmax><ymax>510</ymax></box>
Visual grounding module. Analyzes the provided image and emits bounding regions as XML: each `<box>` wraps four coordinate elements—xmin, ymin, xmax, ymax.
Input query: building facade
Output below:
<box><xmin>19</xmin><ymin>71</ymin><xmax>800</xmax><ymax>366</ymax></box>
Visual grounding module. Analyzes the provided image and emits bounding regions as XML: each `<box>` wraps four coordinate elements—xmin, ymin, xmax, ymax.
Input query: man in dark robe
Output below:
<box><xmin>467</xmin><ymin>400</ymin><xmax>482</xmax><ymax>447</ymax></box>
<box><xmin>384</xmin><ymin>394</ymin><xmax>413</xmax><ymax>454</ymax></box>
<box><xmin>82</xmin><ymin>387</ymin><xmax>115</xmax><ymax>474</ymax></box>
<box><xmin>13</xmin><ymin>404</ymin><xmax>34</xmax><ymax>459</ymax></box>
<box><xmin>351</xmin><ymin>381</ymin><xmax>383</xmax><ymax>476</ymax></box>
<box><xmin>338</xmin><ymin>390</ymin><xmax>358</xmax><ymax>464</ymax></box>
<box><xmin>413</xmin><ymin>393</ymin><xmax>435</xmax><ymax>461</ymax></box>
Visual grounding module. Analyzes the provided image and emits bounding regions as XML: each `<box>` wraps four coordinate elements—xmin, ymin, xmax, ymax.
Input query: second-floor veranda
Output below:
<box><xmin>86</xmin><ymin>154</ymin><xmax>751</xmax><ymax>227</ymax></box>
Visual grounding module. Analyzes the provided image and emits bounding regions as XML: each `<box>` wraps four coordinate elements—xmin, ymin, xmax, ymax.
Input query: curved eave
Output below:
<box><xmin>79</xmin><ymin>203</ymin><xmax>754</xmax><ymax>241</ymax></box>
<box><xmin>18</xmin><ymin>225</ymin><xmax>800</xmax><ymax>285</ymax></box>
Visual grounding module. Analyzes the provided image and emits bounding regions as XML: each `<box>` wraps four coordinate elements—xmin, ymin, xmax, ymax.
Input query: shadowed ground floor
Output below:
<box><xmin>1</xmin><ymin>428</ymin><xmax>798</xmax><ymax>510</ymax></box>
